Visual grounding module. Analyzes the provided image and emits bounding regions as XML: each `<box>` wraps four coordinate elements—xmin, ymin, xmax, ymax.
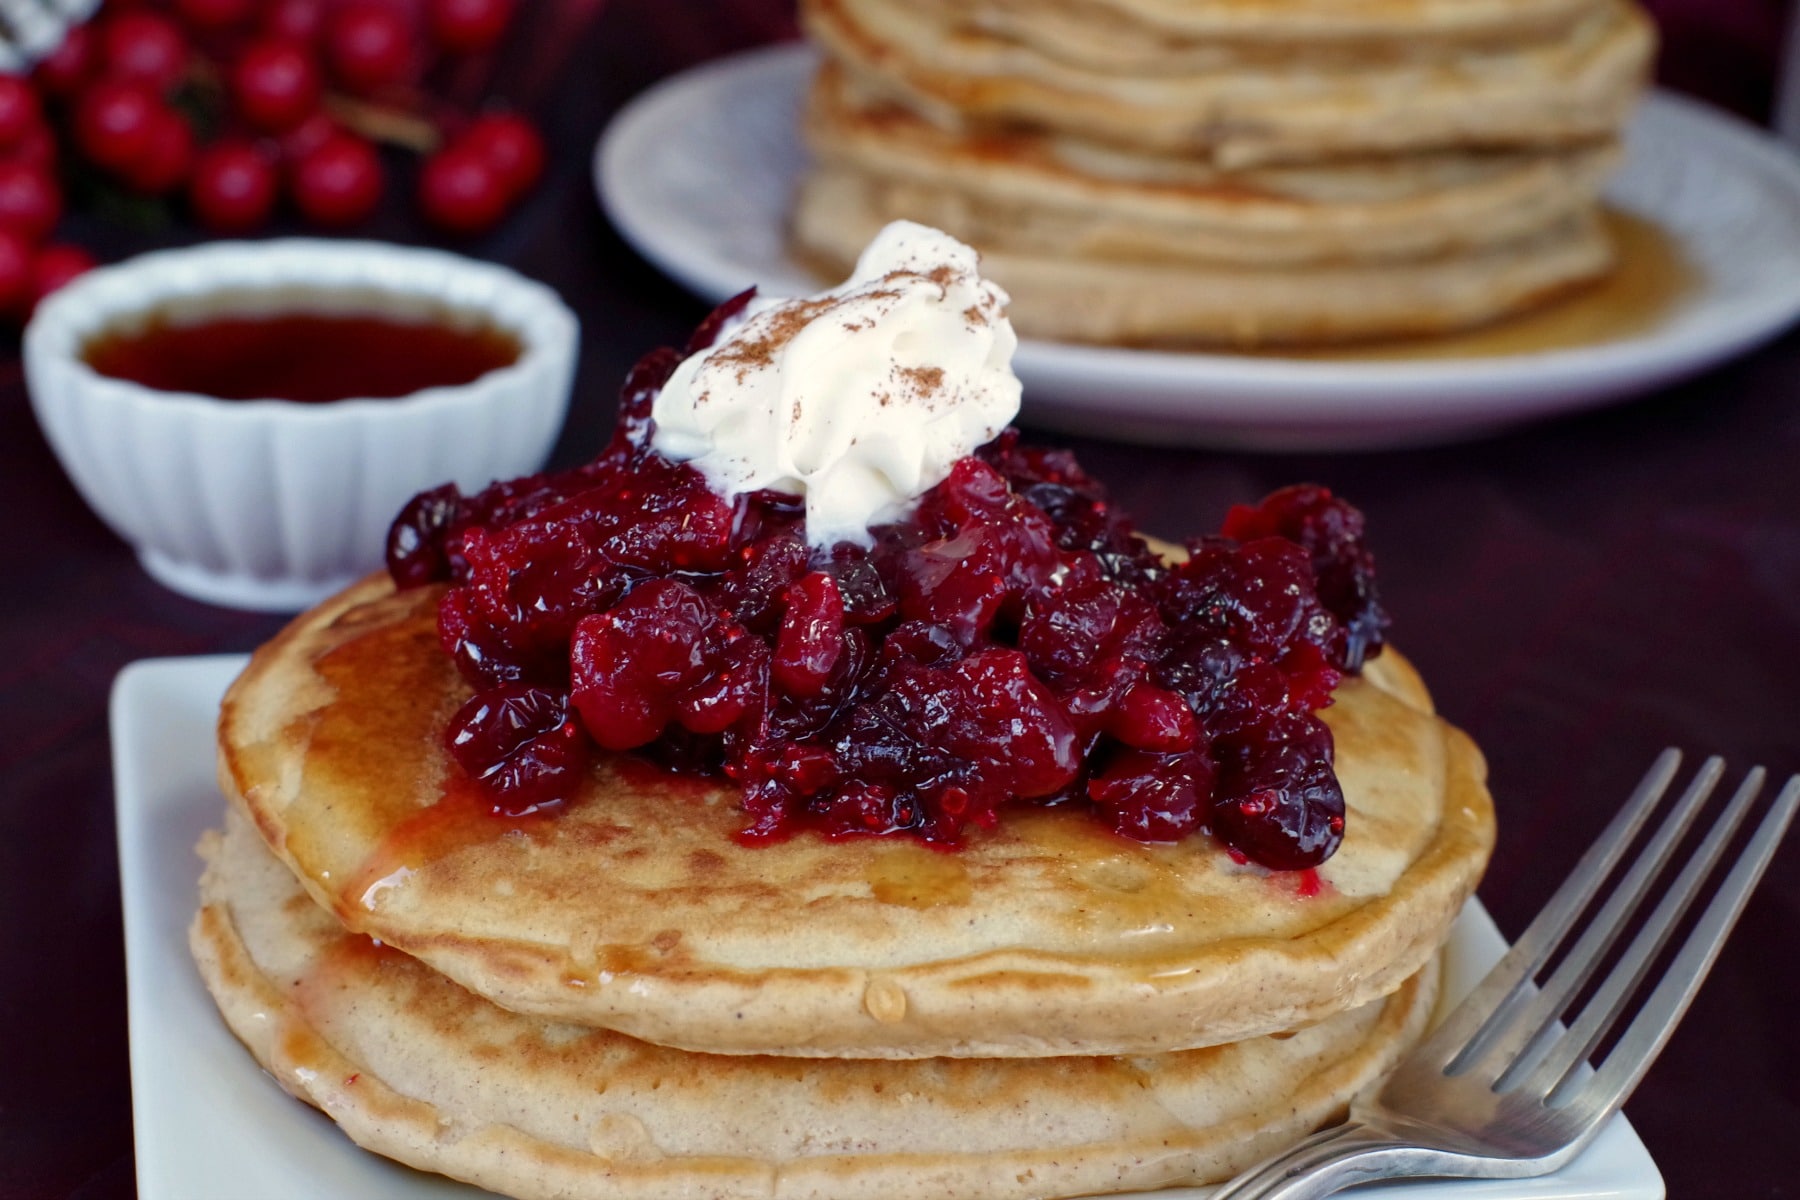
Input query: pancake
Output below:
<box><xmin>912</xmin><ymin>0</ymin><xmax>1610</xmax><ymax>74</ymax></box>
<box><xmin>941</xmin><ymin>0</ymin><xmax>1606</xmax><ymax>47</ymax></box>
<box><xmin>805</xmin><ymin>64</ymin><xmax>1622</xmax><ymax>268</ymax></box>
<box><xmin>218</xmin><ymin>573</ymin><xmax>1494</xmax><ymax>1058</ymax></box>
<box><xmin>192</xmin><ymin>805</ymin><xmax>1442</xmax><ymax>1200</ymax></box>
<box><xmin>794</xmin><ymin>166</ymin><xmax>1614</xmax><ymax>346</ymax></box>
<box><xmin>803</xmin><ymin>0</ymin><xmax>1654</xmax><ymax>167</ymax></box>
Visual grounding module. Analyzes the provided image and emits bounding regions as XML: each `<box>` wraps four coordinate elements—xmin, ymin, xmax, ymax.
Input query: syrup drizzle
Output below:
<box><xmin>1266</xmin><ymin>210</ymin><xmax>1696</xmax><ymax>362</ymax></box>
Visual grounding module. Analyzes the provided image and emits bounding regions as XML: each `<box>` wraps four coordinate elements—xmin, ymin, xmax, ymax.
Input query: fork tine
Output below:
<box><xmin>1527</xmin><ymin>771</ymin><xmax>1798</xmax><ymax>1109</ymax></box>
<box><xmin>1420</xmin><ymin>748</ymin><xmax>1685</xmax><ymax>1073</ymax></box>
<box><xmin>1510</xmin><ymin>764</ymin><xmax>1765</xmax><ymax>1097</ymax></box>
<box><xmin>1454</xmin><ymin>755</ymin><xmax>1725</xmax><ymax>1084</ymax></box>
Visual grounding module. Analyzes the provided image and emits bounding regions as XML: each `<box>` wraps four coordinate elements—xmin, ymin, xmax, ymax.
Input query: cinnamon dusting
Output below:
<box><xmin>706</xmin><ymin>297</ymin><xmax>836</xmax><ymax>384</ymax></box>
<box><xmin>895</xmin><ymin>365</ymin><xmax>945</xmax><ymax>401</ymax></box>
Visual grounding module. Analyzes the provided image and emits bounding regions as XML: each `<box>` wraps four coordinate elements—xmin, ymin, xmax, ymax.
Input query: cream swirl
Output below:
<box><xmin>650</xmin><ymin>221</ymin><xmax>1021</xmax><ymax>548</ymax></box>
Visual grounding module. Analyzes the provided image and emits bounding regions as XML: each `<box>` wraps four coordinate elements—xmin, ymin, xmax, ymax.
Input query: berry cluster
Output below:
<box><xmin>0</xmin><ymin>75</ymin><xmax>95</xmax><ymax>316</ymax></box>
<box><xmin>22</xmin><ymin>0</ymin><xmax>543</xmax><ymax>247</ymax></box>
<box><xmin>387</xmin><ymin>296</ymin><xmax>1390</xmax><ymax>871</ymax></box>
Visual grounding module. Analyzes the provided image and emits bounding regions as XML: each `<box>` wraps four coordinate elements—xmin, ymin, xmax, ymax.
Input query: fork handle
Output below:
<box><xmin>1209</xmin><ymin>1120</ymin><xmax>1433</xmax><ymax>1200</ymax></box>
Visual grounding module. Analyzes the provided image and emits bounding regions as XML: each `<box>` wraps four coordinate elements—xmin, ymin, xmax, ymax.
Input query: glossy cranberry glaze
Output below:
<box><xmin>386</xmin><ymin>292</ymin><xmax>1387</xmax><ymax>869</ymax></box>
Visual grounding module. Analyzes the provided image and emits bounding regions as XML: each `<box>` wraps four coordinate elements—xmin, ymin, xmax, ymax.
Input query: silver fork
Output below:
<box><xmin>1213</xmin><ymin>749</ymin><xmax>1799</xmax><ymax>1199</ymax></box>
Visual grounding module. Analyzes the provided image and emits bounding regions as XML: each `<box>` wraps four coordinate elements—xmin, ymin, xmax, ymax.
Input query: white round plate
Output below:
<box><xmin>598</xmin><ymin>43</ymin><xmax>1800</xmax><ymax>451</ymax></box>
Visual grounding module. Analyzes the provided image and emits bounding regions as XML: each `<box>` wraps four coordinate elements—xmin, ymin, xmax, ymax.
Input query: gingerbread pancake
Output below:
<box><xmin>803</xmin><ymin>64</ymin><xmax>1623</xmax><ymax>269</ymax></box>
<box><xmin>803</xmin><ymin>0</ymin><xmax>1653</xmax><ymax>167</ymax></box>
<box><xmin>218</xmin><ymin>573</ymin><xmax>1492</xmax><ymax>1058</ymax></box>
<box><xmin>192</xmin><ymin>805</ymin><xmax>1442</xmax><ymax>1200</ymax></box>
<box><xmin>923</xmin><ymin>0</ymin><xmax>1604</xmax><ymax>49</ymax></box>
<box><xmin>793</xmin><ymin>166</ymin><xmax>1614</xmax><ymax>347</ymax></box>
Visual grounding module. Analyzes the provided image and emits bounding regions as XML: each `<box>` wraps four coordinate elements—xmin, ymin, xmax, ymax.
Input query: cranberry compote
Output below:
<box><xmin>386</xmin><ymin>297</ymin><xmax>1388</xmax><ymax>869</ymax></box>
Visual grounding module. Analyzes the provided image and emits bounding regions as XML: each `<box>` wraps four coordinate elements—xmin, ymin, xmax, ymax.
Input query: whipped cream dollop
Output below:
<box><xmin>650</xmin><ymin>221</ymin><xmax>1022</xmax><ymax>548</ymax></box>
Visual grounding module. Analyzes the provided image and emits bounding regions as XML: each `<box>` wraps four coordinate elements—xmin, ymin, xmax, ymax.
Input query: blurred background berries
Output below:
<box><xmin>0</xmin><ymin>0</ymin><xmax>548</xmax><ymax>321</ymax></box>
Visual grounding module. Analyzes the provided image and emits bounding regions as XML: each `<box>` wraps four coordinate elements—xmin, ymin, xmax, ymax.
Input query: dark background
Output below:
<box><xmin>3</xmin><ymin>1</ymin><xmax>1797</xmax><ymax>1196</ymax></box>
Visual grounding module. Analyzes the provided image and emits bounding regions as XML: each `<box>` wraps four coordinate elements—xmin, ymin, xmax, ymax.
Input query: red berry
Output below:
<box><xmin>98</xmin><ymin>12</ymin><xmax>189</xmax><ymax>92</ymax></box>
<box><xmin>291</xmin><ymin>134</ymin><xmax>383</xmax><ymax>226</ymax></box>
<box><xmin>0</xmin><ymin>162</ymin><xmax>60</xmax><ymax>242</ymax></box>
<box><xmin>0</xmin><ymin>78</ymin><xmax>43</xmax><ymax>151</ymax></box>
<box><xmin>427</xmin><ymin>0</ymin><xmax>514</xmax><ymax>54</ymax></box>
<box><xmin>773</xmin><ymin>572</ymin><xmax>845</xmax><ymax>698</ymax></box>
<box><xmin>461</xmin><ymin>112</ymin><xmax>543</xmax><ymax>198</ymax></box>
<box><xmin>29</xmin><ymin>243</ymin><xmax>97</xmax><ymax>310</ymax></box>
<box><xmin>173</xmin><ymin>0</ymin><xmax>255</xmax><ymax>29</ymax></box>
<box><xmin>7</xmin><ymin>126</ymin><xmax>57</xmax><ymax>172</ymax></box>
<box><xmin>73</xmin><ymin>80</ymin><xmax>159</xmax><ymax>172</ymax></box>
<box><xmin>123</xmin><ymin>107</ymin><xmax>195</xmax><ymax>195</ymax></box>
<box><xmin>263</xmin><ymin>0</ymin><xmax>326</xmax><ymax>43</ymax></box>
<box><xmin>277</xmin><ymin>111</ymin><xmax>338</xmax><ymax>163</ymax></box>
<box><xmin>34</xmin><ymin>24</ymin><xmax>96</xmax><ymax>98</ymax></box>
<box><xmin>327</xmin><ymin>4</ymin><xmax>413</xmax><ymax>93</ymax></box>
<box><xmin>231</xmin><ymin>39</ymin><xmax>322</xmax><ymax>133</ymax></box>
<box><xmin>418</xmin><ymin>146</ymin><xmax>508</xmax><ymax>234</ymax></box>
<box><xmin>189</xmin><ymin>140</ymin><xmax>278</xmax><ymax>232</ymax></box>
<box><xmin>0</xmin><ymin>230</ymin><xmax>32</xmax><ymax>317</ymax></box>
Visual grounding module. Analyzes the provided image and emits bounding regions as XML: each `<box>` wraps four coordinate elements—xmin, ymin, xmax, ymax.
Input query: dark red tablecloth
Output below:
<box><xmin>3</xmin><ymin>2</ymin><xmax>1796</xmax><ymax>1197</ymax></box>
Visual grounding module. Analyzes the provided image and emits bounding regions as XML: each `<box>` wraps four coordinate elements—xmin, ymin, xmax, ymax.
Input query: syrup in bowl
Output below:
<box><xmin>81</xmin><ymin>293</ymin><xmax>524</xmax><ymax>403</ymax></box>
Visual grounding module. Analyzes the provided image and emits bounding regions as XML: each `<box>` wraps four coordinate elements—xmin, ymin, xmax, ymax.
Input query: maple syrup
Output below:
<box><xmin>864</xmin><ymin>843</ymin><xmax>973</xmax><ymax>908</ymax></box>
<box><xmin>82</xmin><ymin>300</ymin><xmax>522</xmax><ymax>402</ymax></box>
<box><xmin>1272</xmin><ymin>210</ymin><xmax>1697</xmax><ymax>363</ymax></box>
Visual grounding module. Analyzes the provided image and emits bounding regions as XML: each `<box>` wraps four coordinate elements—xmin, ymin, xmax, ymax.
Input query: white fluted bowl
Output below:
<box><xmin>24</xmin><ymin>239</ymin><xmax>579</xmax><ymax>611</ymax></box>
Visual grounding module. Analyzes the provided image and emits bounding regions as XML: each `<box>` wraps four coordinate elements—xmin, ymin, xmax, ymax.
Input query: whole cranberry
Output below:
<box><xmin>1089</xmin><ymin>747</ymin><xmax>1215</xmax><ymax>842</ymax></box>
<box><xmin>417</xmin><ymin>146</ymin><xmax>508</xmax><ymax>234</ymax></box>
<box><xmin>461</xmin><ymin>112</ymin><xmax>544</xmax><ymax>198</ymax></box>
<box><xmin>290</xmin><ymin>133</ymin><xmax>384</xmax><ymax>226</ymax></box>
<box><xmin>427</xmin><ymin>0</ymin><xmax>515</xmax><ymax>54</ymax></box>
<box><xmin>277</xmin><ymin>111</ymin><xmax>338</xmax><ymax>163</ymax></box>
<box><xmin>73</xmin><ymin>80</ymin><xmax>159</xmax><ymax>173</ymax></box>
<box><xmin>6</xmin><ymin>126</ymin><xmax>57</xmax><ymax>172</ymax></box>
<box><xmin>773</xmin><ymin>572</ymin><xmax>845</xmax><ymax>698</ymax></box>
<box><xmin>29</xmin><ymin>243</ymin><xmax>97</xmax><ymax>311</ymax></box>
<box><xmin>231</xmin><ymin>39</ymin><xmax>323</xmax><ymax>133</ymax></box>
<box><xmin>34</xmin><ymin>24</ymin><xmax>96</xmax><ymax>98</ymax></box>
<box><xmin>570</xmin><ymin>580</ymin><xmax>720</xmax><ymax>751</ymax></box>
<box><xmin>263</xmin><ymin>0</ymin><xmax>326</xmax><ymax>43</ymax></box>
<box><xmin>446</xmin><ymin>684</ymin><xmax>589</xmax><ymax>814</ymax></box>
<box><xmin>122</xmin><ymin>107</ymin><xmax>194</xmax><ymax>195</ymax></box>
<box><xmin>173</xmin><ymin>0</ymin><xmax>255</xmax><ymax>29</ymax></box>
<box><xmin>0</xmin><ymin>78</ymin><xmax>43</xmax><ymax>151</ymax></box>
<box><xmin>97</xmin><ymin>12</ymin><xmax>190</xmax><ymax>92</ymax></box>
<box><xmin>327</xmin><ymin>4</ymin><xmax>414</xmax><ymax>93</ymax></box>
<box><xmin>0</xmin><ymin>230</ymin><xmax>32</xmax><ymax>317</ymax></box>
<box><xmin>0</xmin><ymin>162</ymin><xmax>60</xmax><ymax>242</ymax></box>
<box><xmin>189</xmin><ymin>140</ymin><xmax>277</xmax><ymax>231</ymax></box>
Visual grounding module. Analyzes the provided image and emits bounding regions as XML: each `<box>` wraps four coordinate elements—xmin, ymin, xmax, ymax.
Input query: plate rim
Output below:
<box><xmin>113</xmin><ymin>652</ymin><xmax>1663</xmax><ymax>1199</ymax></box>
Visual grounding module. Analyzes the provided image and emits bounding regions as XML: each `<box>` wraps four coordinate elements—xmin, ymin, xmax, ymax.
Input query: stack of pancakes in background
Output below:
<box><xmin>793</xmin><ymin>0</ymin><xmax>1656</xmax><ymax>346</ymax></box>
<box><xmin>190</xmin><ymin>576</ymin><xmax>1496</xmax><ymax>1198</ymax></box>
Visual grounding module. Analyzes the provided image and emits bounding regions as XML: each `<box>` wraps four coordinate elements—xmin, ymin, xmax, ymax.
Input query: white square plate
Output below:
<box><xmin>113</xmin><ymin>654</ymin><xmax>1663</xmax><ymax>1199</ymax></box>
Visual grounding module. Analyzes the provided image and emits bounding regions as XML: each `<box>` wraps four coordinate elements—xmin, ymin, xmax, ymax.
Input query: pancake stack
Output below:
<box><xmin>191</xmin><ymin>573</ymin><xmax>1495</xmax><ymax>1199</ymax></box>
<box><xmin>792</xmin><ymin>0</ymin><xmax>1656</xmax><ymax>346</ymax></box>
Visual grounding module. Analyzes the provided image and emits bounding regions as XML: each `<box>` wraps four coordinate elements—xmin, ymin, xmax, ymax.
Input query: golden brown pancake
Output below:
<box><xmin>803</xmin><ymin>0</ymin><xmax>1653</xmax><ymax>167</ymax></box>
<box><xmin>192</xmin><ymin>805</ymin><xmax>1442</xmax><ymax>1200</ymax></box>
<box><xmin>933</xmin><ymin>0</ymin><xmax>1607</xmax><ymax>48</ymax></box>
<box><xmin>218</xmin><ymin>573</ymin><xmax>1494</xmax><ymax>1059</ymax></box>
<box><xmin>804</xmin><ymin>64</ymin><xmax>1623</xmax><ymax>269</ymax></box>
<box><xmin>794</xmin><ymin>165</ymin><xmax>1615</xmax><ymax>347</ymax></box>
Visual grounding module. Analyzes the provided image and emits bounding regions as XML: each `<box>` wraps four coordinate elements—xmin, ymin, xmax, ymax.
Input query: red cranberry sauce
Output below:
<box><xmin>386</xmin><ymin>292</ymin><xmax>1388</xmax><ymax>869</ymax></box>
